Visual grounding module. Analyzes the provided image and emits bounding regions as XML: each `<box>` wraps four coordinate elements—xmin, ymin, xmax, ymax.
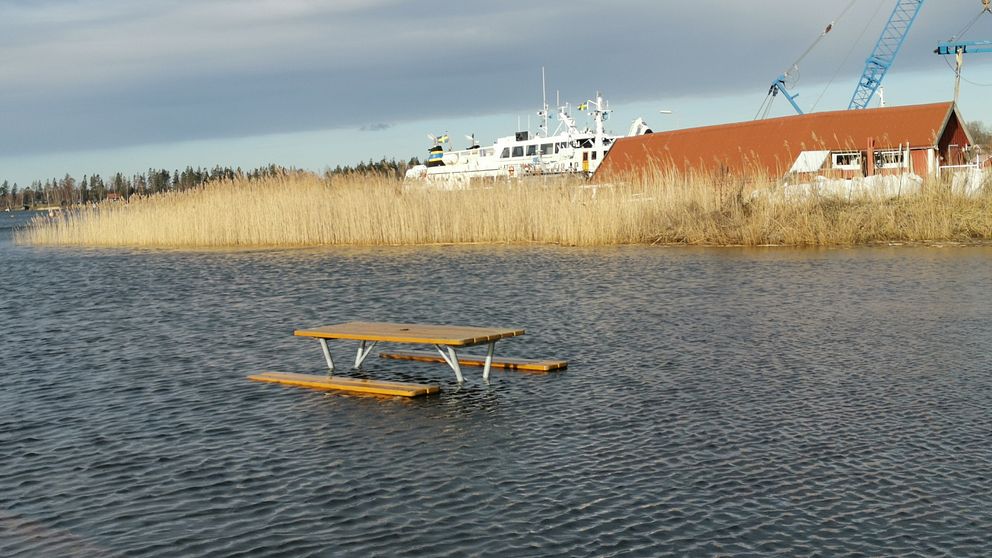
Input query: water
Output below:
<box><xmin>2</xmin><ymin>217</ymin><xmax>991</xmax><ymax>556</ymax></box>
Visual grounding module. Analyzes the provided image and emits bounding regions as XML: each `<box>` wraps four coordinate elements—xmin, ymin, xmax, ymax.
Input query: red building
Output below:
<box><xmin>596</xmin><ymin>102</ymin><xmax>973</xmax><ymax>180</ymax></box>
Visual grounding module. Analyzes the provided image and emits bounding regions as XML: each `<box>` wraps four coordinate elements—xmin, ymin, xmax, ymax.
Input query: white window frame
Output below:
<box><xmin>832</xmin><ymin>152</ymin><xmax>862</xmax><ymax>171</ymax></box>
<box><xmin>875</xmin><ymin>150</ymin><xmax>906</xmax><ymax>169</ymax></box>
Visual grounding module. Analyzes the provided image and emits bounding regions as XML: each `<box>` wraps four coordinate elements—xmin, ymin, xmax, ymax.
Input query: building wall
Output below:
<box><xmin>910</xmin><ymin>150</ymin><xmax>931</xmax><ymax>175</ymax></box>
<box><xmin>938</xmin><ymin>115</ymin><xmax>971</xmax><ymax>166</ymax></box>
<box><xmin>791</xmin><ymin>147</ymin><xmax>934</xmax><ymax>180</ymax></box>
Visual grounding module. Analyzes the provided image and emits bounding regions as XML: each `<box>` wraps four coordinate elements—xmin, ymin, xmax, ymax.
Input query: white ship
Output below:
<box><xmin>405</xmin><ymin>88</ymin><xmax>653</xmax><ymax>186</ymax></box>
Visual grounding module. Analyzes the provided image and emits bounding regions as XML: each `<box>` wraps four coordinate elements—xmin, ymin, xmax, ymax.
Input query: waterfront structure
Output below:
<box><xmin>595</xmin><ymin>102</ymin><xmax>975</xmax><ymax>181</ymax></box>
<box><xmin>405</xmin><ymin>92</ymin><xmax>652</xmax><ymax>186</ymax></box>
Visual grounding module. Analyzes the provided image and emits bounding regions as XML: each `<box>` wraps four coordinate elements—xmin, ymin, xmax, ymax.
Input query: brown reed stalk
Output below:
<box><xmin>15</xmin><ymin>171</ymin><xmax>992</xmax><ymax>248</ymax></box>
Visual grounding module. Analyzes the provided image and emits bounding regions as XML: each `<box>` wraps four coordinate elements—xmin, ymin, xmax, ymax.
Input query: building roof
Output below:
<box><xmin>596</xmin><ymin>102</ymin><xmax>967</xmax><ymax>178</ymax></box>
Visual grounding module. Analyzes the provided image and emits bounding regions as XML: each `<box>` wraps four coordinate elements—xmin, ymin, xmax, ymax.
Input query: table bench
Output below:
<box><xmin>246</xmin><ymin>371</ymin><xmax>439</xmax><ymax>397</ymax></box>
<box><xmin>377</xmin><ymin>350</ymin><xmax>568</xmax><ymax>372</ymax></box>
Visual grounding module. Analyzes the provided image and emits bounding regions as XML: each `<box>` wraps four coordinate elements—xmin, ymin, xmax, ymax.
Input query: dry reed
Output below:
<box><xmin>15</xmin><ymin>170</ymin><xmax>992</xmax><ymax>248</ymax></box>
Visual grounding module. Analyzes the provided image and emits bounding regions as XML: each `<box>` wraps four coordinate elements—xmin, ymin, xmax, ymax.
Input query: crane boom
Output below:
<box><xmin>849</xmin><ymin>0</ymin><xmax>925</xmax><ymax>110</ymax></box>
<box><xmin>935</xmin><ymin>40</ymin><xmax>992</xmax><ymax>55</ymax></box>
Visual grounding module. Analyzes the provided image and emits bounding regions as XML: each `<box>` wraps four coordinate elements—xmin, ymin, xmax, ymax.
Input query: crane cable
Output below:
<box><xmin>786</xmin><ymin>0</ymin><xmax>860</xmax><ymax>77</ymax></box>
<box><xmin>950</xmin><ymin>4</ymin><xmax>989</xmax><ymax>40</ymax></box>
<box><xmin>938</xmin><ymin>3</ymin><xmax>992</xmax><ymax>88</ymax></box>
<box><xmin>810</xmin><ymin>0</ymin><xmax>889</xmax><ymax>112</ymax></box>
<box><xmin>755</xmin><ymin>89</ymin><xmax>776</xmax><ymax>120</ymax></box>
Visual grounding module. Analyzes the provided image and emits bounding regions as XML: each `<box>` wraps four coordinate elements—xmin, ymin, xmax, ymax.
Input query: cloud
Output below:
<box><xmin>0</xmin><ymin>0</ymin><xmax>987</xmax><ymax>156</ymax></box>
<box><xmin>360</xmin><ymin>123</ymin><xmax>392</xmax><ymax>132</ymax></box>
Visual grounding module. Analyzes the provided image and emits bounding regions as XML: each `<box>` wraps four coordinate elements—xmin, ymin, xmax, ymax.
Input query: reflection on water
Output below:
<box><xmin>1</xmin><ymin>236</ymin><xmax>991</xmax><ymax>556</ymax></box>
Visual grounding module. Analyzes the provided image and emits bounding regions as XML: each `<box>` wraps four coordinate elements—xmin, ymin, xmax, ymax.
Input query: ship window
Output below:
<box><xmin>500</xmin><ymin>148</ymin><xmax>510</xmax><ymax>158</ymax></box>
<box><xmin>591</xmin><ymin>151</ymin><xmax>598</xmax><ymax>160</ymax></box>
<box><xmin>541</xmin><ymin>143</ymin><xmax>553</xmax><ymax>155</ymax></box>
<box><xmin>832</xmin><ymin>152</ymin><xmax>861</xmax><ymax>170</ymax></box>
<box><xmin>512</xmin><ymin>146</ymin><xmax>524</xmax><ymax>157</ymax></box>
<box><xmin>481</xmin><ymin>148</ymin><xmax>494</xmax><ymax>157</ymax></box>
<box><xmin>526</xmin><ymin>145</ymin><xmax>537</xmax><ymax>156</ymax></box>
<box><xmin>876</xmin><ymin>150</ymin><xmax>905</xmax><ymax>168</ymax></box>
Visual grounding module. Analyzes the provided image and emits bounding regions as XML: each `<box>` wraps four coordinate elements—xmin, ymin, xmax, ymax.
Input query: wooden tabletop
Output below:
<box><xmin>294</xmin><ymin>321</ymin><xmax>525</xmax><ymax>346</ymax></box>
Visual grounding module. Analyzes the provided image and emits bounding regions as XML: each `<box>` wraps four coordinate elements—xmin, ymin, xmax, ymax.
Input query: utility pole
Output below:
<box><xmin>954</xmin><ymin>48</ymin><xmax>964</xmax><ymax>104</ymax></box>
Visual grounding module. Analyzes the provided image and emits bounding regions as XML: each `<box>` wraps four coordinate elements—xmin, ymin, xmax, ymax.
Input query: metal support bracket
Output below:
<box><xmin>434</xmin><ymin>344</ymin><xmax>464</xmax><ymax>383</ymax></box>
<box><xmin>354</xmin><ymin>340</ymin><xmax>378</xmax><ymax>369</ymax></box>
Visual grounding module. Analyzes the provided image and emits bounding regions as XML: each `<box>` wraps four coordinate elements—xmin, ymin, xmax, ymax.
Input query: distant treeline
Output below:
<box><xmin>0</xmin><ymin>157</ymin><xmax>419</xmax><ymax>210</ymax></box>
<box><xmin>326</xmin><ymin>157</ymin><xmax>420</xmax><ymax>177</ymax></box>
<box><xmin>970</xmin><ymin>121</ymin><xmax>992</xmax><ymax>147</ymax></box>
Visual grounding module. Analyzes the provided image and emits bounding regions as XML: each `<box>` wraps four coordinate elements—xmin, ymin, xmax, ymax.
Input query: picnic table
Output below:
<box><xmin>249</xmin><ymin>321</ymin><xmax>566</xmax><ymax>397</ymax></box>
<box><xmin>294</xmin><ymin>321</ymin><xmax>525</xmax><ymax>382</ymax></box>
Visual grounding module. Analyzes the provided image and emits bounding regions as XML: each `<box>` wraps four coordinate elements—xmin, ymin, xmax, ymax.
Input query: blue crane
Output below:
<box><xmin>758</xmin><ymin>22</ymin><xmax>834</xmax><ymax>118</ymax></box>
<box><xmin>849</xmin><ymin>0</ymin><xmax>925</xmax><ymax>110</ymax></box>
<box><xmin>759</xmin><ymin>0</ymin><xmax>924</xmax><ymax>118</ymax></box>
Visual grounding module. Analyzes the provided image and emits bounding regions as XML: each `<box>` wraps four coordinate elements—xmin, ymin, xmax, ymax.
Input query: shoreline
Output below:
<box><xmin>15</xmin><ymin>237</ymin><xmax>992</xmax><ymax>253</ymax></box>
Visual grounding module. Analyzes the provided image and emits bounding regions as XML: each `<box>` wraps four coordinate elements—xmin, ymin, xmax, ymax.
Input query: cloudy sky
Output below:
<box><xmin>2</xmin><ymin>0</ymin><xmax>991</xmax><ymax>184</ymax></box>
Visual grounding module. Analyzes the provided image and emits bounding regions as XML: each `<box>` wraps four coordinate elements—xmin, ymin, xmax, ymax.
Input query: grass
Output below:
<box><xmin>14</xmin><ymin>170</ymin><xmax>992</xmax><ymax>248</ymax></box>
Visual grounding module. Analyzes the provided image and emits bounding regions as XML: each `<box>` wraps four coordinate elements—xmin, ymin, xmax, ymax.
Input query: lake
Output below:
<box><xmin>2</xmin><ymin>211</ymin><xmax>991</xmax><ymax>556</ymax></box>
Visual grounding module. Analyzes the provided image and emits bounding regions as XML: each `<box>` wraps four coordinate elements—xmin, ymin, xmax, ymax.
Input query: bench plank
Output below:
<box><xmin>379</xmin><ymin>350</ymin><xmax>568</xmax><ymax>372</ymax></box>
<box><xmin>294</xmin><ymin>321</ymin><xmax>525</xmax><ymax>346</ymax></box>
<box><xmin>248</xmin><ymin>372</ymin><xmax>440</xmax><ymax>397</ymax></box>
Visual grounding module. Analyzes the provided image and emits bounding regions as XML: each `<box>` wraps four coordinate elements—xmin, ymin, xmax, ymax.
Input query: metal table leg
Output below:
<box><xmin>482</xmin><ymin>341</ymin><xmax>496</xmax><ymax>381</ymax></box>
<box><xmin>319</xmin><ymin>338</ymin><xmax>335</xmax><ymax>377</ymax></box>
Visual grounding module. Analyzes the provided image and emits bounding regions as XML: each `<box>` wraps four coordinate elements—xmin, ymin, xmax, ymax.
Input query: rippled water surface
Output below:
<box><xmin>2</xmin><ymin>212</ymin><xmax>992</xmax><ymax>557</ymax></box>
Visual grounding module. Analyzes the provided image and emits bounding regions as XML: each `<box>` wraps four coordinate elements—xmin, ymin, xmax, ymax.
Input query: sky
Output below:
<box><xmin>2</xmin><ymin>0</ymin><xmax>991</xmax><ymax>185</ymax></box>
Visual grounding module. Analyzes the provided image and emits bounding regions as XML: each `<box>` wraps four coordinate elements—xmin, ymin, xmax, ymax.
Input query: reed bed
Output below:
<box><xmin>15</xmin><ymin>170</ymin><xmax>992</xmax><ymax>248</ymax></box>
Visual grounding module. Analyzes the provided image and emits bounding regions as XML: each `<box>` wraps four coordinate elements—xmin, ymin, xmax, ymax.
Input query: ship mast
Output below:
<box><xmin>588</xmin><ymin>92</ymin><xmax>610</xmax><ymax>161</ymax></box>
<box><xmin>538</xmin><ymin>67</ymin><xmax>550</xmax><ymax>137</ymax></box>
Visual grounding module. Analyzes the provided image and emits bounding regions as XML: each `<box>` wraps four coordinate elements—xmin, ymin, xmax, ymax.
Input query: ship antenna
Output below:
<box><xmin>541</xmin><ymin>67</ymin><xmax>549</xmax><ymax>137</ymax></box>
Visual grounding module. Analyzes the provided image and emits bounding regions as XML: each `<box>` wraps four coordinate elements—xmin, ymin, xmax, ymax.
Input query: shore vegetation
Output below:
<box><xmin>15</xmin><ymin>171</ymin><xmax>992</xmax><ymax>248</ymax></box>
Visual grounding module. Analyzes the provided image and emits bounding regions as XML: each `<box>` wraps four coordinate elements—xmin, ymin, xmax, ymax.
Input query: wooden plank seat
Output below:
<box><xmin>248</xmin><ymin>372</ymin><xmax>439</xmax><ymax>397</ymax></box>
<box><xmin>378</xmin><ymin>350</ymin><xmax>567</xmax><ymax>372</ymax></box>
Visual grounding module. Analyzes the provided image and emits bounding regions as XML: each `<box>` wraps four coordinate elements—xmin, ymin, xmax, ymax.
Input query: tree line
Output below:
<box><xmin>969</xmin><ymin>121</ymin><xmax>992</xmax><ymax>147</ymax></box>
<box><xmin>0</xmin><ymin>157</ymin><xmax>419</xmax><ymax>210</ymax></box>
<box><xmin>326</xmin><ymin>157</ymin><xmax>420</xmax><ymax>177</ymax></box>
